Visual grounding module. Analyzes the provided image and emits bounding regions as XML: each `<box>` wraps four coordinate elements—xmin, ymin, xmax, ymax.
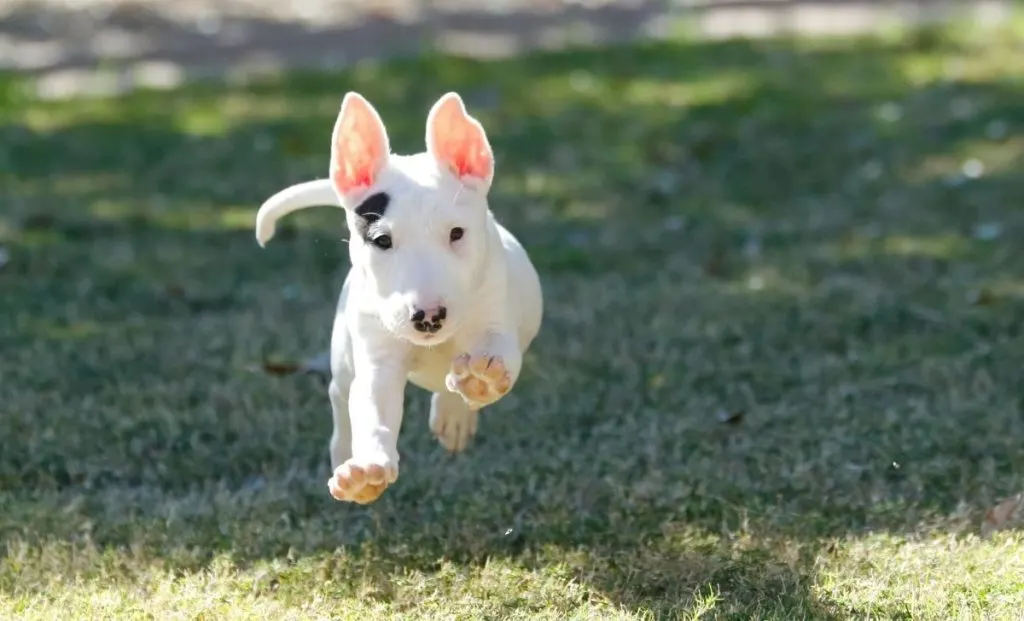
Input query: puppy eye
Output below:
<box><xmin>371</xmin><ymin>235</ymin><xmax>393</xmax><ymax>250</ymax></box>
<box><xmin>449</xmin><ymin>227</ymin><xmax>464</xmax><ymax>243</ymax></box>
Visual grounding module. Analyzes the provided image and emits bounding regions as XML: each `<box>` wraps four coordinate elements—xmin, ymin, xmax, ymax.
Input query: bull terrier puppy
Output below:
<box><xmin>254</xmin><ymin>92</ymin><xmax>543</xmax><ymax>504</ymax></box>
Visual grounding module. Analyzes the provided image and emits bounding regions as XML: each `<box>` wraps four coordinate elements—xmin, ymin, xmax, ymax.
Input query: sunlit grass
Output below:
<box><xmin>818</xmin><ymin>532</ymin><xmax>1024</xmax><ymax>617</ymax></box>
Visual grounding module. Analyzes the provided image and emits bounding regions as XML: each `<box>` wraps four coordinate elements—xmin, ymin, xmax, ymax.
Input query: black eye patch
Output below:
<box><xmin>354</xmin><ymin>192</ymin><xmax>389</xmax><ymax>220</ymax></box>
<box><xmin>352</xmin><ymin>192</ymin><xmax>390</xmax><ymax>243</ymax></box>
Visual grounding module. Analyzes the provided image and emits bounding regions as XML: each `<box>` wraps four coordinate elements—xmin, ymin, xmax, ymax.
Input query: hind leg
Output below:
<box><xmin>429</xmin><ymin>390</ymin><xmax>479</xmax><ymax>453</ymax></box>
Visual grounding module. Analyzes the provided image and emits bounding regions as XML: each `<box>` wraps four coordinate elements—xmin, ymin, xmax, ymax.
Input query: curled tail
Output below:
<box><xmin>254</xmin><ymin>179</ymin><xmax>342</xmax><ymax>247</ymax></box>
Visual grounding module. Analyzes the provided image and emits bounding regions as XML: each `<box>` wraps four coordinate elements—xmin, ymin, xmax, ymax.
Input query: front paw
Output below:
<box><xmin>445</xmin><ymin>352</ymin><xmax>512</xmax><ymax>409</ymax></box>
<box><xmin>327</xmin><ymin>456</ymin><xmax>398</xmax><ymax>504</ymax></box>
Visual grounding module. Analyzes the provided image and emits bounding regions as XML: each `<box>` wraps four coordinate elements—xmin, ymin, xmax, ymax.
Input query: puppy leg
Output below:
<box><xmin>327</xmin><ymin>322</ymin><xmax>408</xmax><ymax>505</ymax></box>
<box><xmin>328</xmin><ymin>377</ymin><xmax>352</xmax><ymax>470</ymax></box>
<box><xmin>328</xmin><ymin>286</ymin><xmax>356</xmax><ymax>471</ymax></box>
<box><xmin>429</xmin><ymin>390</ymin><xmax>479</xmax><ymax>453</ymax></box>
<box><xmin>446</xmin><ymin>329</ymin><xmax>523</xmax><ymax>410</ymax></box>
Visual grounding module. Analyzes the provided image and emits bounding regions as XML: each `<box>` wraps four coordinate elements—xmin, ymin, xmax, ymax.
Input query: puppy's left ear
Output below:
<box><xmin>426</xmin><ymin>92</ymin><xmax>494</xmax><ymax>192</ymax></box>
<box><xmin>331</xmin><ymin>92</ymin><xmax>390</xmax><ymax>203</ymax></box>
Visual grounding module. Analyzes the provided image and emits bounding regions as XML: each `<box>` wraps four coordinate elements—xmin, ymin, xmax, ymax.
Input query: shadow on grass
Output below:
<box><xmin>3</xmin><ymin>27</ymin><xmax>1024</xmax><ymax>618</ymax></box>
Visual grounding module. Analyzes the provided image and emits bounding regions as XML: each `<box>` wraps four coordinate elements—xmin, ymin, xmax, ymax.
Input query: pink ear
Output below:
<box><xmin>330</xmin><ymin>92</ymin><xmax>389</xmax><ymax>197</ymax></box>
<box><xmin>426</xmin><ymin>93</ymin><xmax>494</xmax><ymax>188</ymax></box>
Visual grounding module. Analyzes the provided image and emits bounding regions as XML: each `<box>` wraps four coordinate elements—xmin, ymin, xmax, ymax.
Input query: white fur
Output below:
<box><xmin>255</xmin><ymin>179</ymin><xmax>339</xmax><ymax>248</ymax></box>
<box><xmin>254</xmin><ymin>92</ymin><xmax>543</xmax><ymax>504</ymax></box>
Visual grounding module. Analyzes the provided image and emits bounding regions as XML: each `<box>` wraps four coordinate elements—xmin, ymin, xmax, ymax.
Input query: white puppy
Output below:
<box><xmin>254</xmin><ymin>92</ymin><xmax>543</xmax><ymax>504</ymax></box>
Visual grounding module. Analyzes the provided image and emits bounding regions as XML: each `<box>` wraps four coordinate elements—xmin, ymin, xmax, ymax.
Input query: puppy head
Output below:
<box><xmin>330</xmin><ymin>91</ymin><xmax>494</xmax><ymax>346</ymax></box>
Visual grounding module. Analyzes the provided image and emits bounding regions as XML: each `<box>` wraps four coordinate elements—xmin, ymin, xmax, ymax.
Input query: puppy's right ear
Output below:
<box><xmin>426</xmin><ymin>92</ymin><xmax>493</xmax><ymax>193</ymax></box>
<box><xmin>330</xmin><ymin>92</ymin><xmax>390</xmax><ymax>203</ymax></box>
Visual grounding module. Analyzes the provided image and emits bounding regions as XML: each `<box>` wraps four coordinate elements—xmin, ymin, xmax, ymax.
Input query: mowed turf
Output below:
<box><xmin>2</xmin><ymin>19</ymin><xmax>1024</xmax><ymax>620</ymax></box>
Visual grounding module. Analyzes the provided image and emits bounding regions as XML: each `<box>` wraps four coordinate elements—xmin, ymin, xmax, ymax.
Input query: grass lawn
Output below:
<box><xmin>3</xmin><ymin>18</ymin><xmax>1024</xmax><ymax>620</ymax></box>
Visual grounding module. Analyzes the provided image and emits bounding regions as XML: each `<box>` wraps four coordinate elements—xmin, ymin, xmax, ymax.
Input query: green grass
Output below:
<box><xmin>3</xmin><ymin>19</ymin><xmax>1024</xmax><ymax>620</ymax></box>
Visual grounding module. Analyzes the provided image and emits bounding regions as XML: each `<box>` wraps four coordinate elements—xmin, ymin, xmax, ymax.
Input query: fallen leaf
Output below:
<box><xmin>258</xmin><ymin>351</ymin><xmax>332</xmax><ymax>379</ymax></box>
<box><xmin>981</xmin><ymin>492</ymin><xmax>1023</xmax><ymax>537</ymax></box>
<box><xmin>261</xmin><ymin>359</ymin><xmax>302</xmax><ymax>376</ymax></box>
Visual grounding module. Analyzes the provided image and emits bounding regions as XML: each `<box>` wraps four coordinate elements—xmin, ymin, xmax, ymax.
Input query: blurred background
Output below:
<box><xmin>1</xmin><ymin>0</ymin><xmax>1012</xmax><ymax>98</ymax></box>
<box><xmin>3</xmin><ymin>1</ymin><xmax>1024</xmax><ymax>619</ymax></box>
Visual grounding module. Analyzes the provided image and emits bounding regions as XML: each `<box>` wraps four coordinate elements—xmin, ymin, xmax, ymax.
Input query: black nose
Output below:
<box><xmin>412</xmin><ymin>306</ymin><xmax>447</xmax><ymax>333</ymax></box>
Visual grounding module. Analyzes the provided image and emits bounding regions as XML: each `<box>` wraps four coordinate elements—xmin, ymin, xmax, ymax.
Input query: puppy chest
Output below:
<box><xmin>406</xmin><ymin>344</ymin><xmax>455</xmax><ymax>393</ymax></box>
